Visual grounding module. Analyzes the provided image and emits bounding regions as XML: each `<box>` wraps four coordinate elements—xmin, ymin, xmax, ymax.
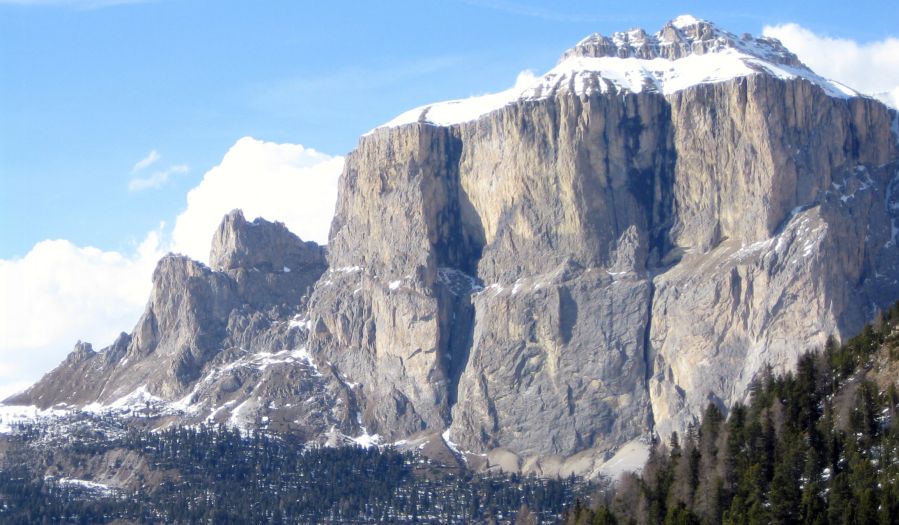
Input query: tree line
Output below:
<box><xmin>563</xmin><ymin>304</ymin><xmax>899</xmax><ymax>525</ymax></box>
<box><xmin>0</xmin><ymin>420</ymin><xmax>590</xmax><ymax>523</ymax></box>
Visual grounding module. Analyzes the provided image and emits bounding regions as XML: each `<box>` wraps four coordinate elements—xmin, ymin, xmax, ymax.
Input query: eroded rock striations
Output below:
<box><xmin>10</xmin><ymin>16</ymin><xmax>899</xmax><ymax>477</ymax></box>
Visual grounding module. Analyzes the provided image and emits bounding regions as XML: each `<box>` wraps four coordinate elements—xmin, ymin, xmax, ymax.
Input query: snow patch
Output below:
<box><xmin>0</xmin><ymin>404</ymin><xmax>69</xmax><ymax>433</ymax></box>
<box><xmin>599</xmin><ymin>440</ymin><xmax>650</xmax><ymax>479</ymax></box>
<box><xmin>379</xmin><ymin>71</ymin><xmax>538</xmax><ymax>130</ymax></box>
<box><xmin>331</xmin><ymin>265</ymin><xmax>362</xmax><ymax>274</ymax></box>
<box><xmin>290</xmin><ymin>347</ymin><xmax>322</xmax><ymax>376</ymax></box>
<box><xmin>375</xmin><ymin>20</ymin><xmax>856</xmax><ymax>130</ymax></box>
<box><xmin>227</xmin><ymin>399</ymin><xmax>260</xmax><ymax>433</ymax></box>
<box><xmin>207</xmin><ymin>347</ymin><xmax>322</xmax><ymax>377</ymax></box>
<box><xmin>289</xmin><ymin>316</ymin><xmax>312</xmax><ymax>331</ymax></box>
<box><xmin>52</xmin><ymin>477</ymin><xmax>116</xmax><ymax>497</ymax></box>
<box><xmin>107</xmin><ymin>386</ymin><xmax>164</xmax><ymax>411</ymax></box>
<box><xmin>474</xmin><ymin>283</ymin><xmax>505</xmax><ymax>297</ymax></box>
<box><xmin>441</xmin><ymin>428</ymin><xmax>464</xmax><ymax>459</ymax></box>
<box><xmin>352</xmin><ymin>430</ymin><xmax>381</xmax><ymax>448</ymax></box>
<box><xmin>78</xmin><ymin>347</ymin><xmax>324</xmax><ymax>420</ymax></box>
<box><xmin>204</xmin><ymin>400</ymin><xmax>236</xmax><ymax>423</ymax></box>
<box><xmin>436</xmin><ymin>267</ymin><xmax>483</xmax><ymax>295</ymax></box>
<box><xmin>82</xmin><ymin>385</ymin><xmax>166</xmax><ymax>416</ymax></box>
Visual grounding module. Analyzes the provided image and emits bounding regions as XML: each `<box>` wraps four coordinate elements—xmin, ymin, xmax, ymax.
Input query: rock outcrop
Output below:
<box><xmin>11</xmin><ymin>16</ymin><xmax>899</xmax><ymax>477</ymax></box>
<box><xmin>561</xmin><ymin>15</ymin><xmax>802</xmax><ymax>66</ymax></box>
<box><xmin>10</xmin><ymin>210</ymin><xmax>355</xmax><ymax>441</ymax></box>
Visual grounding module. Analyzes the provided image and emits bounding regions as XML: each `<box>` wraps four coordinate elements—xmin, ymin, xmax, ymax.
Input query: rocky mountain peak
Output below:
<box><xmin>378</xmin><ymin>15</ymin><xmax>853</xmax><ymax>130</ymax></box>
<box><xmin>209</xmin><ymin>209</ymin><xmax>326</xmax><ymax>273</ymax></box>
<box><xmin>9</xmin><ymin>209</ymin><xmax>332</xmax><ymax>407</ymax></box>
<box><xmin>560</xmin><ymin>14</ymin><xmax>803</xmax><ymax>67</ymax></box>
<box><xmin>65</xmin><ymin>341</ymin><xmax>95</xmax><ymax>365</ymax></box>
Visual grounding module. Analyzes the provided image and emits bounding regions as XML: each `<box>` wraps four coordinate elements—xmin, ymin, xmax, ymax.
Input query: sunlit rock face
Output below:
<box><xmin>307</xmin><ymin>16</ymin><xmax>898</xmax><ymax>475</ymax></box>
<box><xmin>14</xmin><ymin>16</ymin><xmax>899</xmax><ymax>477</ymax></box>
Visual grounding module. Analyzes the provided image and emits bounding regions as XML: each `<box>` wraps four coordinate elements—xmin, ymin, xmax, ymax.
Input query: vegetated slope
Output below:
<box><xmin>561</xmin><ymin>305</ymin><xmax>899</xmax><ymax>524</ymax></box>
<box><xmin>0</xmin><ymin>419</ymin><xmax>590</xmax><ymax>524</ymax></box>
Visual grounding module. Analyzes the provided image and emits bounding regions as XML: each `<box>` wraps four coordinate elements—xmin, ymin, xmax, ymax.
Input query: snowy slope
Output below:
<box><xmin>377</xmin><ymin>15</ymin><xmax>858</xmax><ymax>129</ymax></box>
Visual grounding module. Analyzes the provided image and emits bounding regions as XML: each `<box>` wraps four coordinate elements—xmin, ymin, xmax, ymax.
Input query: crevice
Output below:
<box><xmin>637</xmin><ymin>97</ymin><xmax>676</xmax><ymax>437</ymax></box>
<box><xmin>641</xmin><ymin>276</ymin><xmax>656</xmax><ymax>434</ymax></box>
<box><xmin>439</xmin><ymin>288</ymin><xmax>480</xmax><ymax>424</ymax></box>
<box><xmin>427</xmin><ymin>126</ymin><xmax>484</xmax><ymax>427</ymax></box>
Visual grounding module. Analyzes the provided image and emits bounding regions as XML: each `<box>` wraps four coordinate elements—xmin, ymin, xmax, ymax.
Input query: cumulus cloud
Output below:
<box><xmin>128</xmin><ymin>164</ymin><xmax>189</xmax><ymax>191</ymax></box>
<box><xmin>171</xmin><ymin>136</ymin><xmax>343</xmax><ymax>263</ymax></box>
<box><xmin>763</xmin><ymin>23</ymin><xmax>899</xmax><ymax>108</ymax></box>
<box><xmin>1</xmin><ymin>136</ymin><xmax>343</xmax><ymax>398</ymax></box>
<box><xmin>132</xmin><ymin>149</ymin><xmax>160</xmax><ymax>173</ymax></box>
<box><xmin>0</xmin><ymin>229</ymin><xmax>164</xmax><ymax>397</ymax></box>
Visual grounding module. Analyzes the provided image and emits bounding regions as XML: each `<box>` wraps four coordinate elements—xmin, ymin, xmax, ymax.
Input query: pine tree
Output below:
<box><xmin>592</xmin><ymin>505</ymin><xmax>618</xmax><ymax>525</ymax></box>
<box><xmin>769</xmin><ymin>443</ymin><xmax>801</xmax><ymax>525</ymax></box>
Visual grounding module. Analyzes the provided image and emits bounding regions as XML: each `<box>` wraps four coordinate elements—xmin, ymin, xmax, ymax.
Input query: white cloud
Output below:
<box><xmin>132</xmin><ymin>149</ymin><xmax>160</xmax><ymax>173</ymax></box>
<box><xmin>128</xmin><ymin>163</ymin><xmax>189</xmax><ymax>191</ymax></box>
<box><xmin>0</xmin><ymin>229</ymin><xmax>164</xmax><ymax>398</ymax></box>
<box><xmin>171</xmin><ymin>136</ymin><xmax>343</xmax><ymax>263</ymax></box>
<box><xmin>763</xmin><ymin>23</ymin><xmax>899</xmax><ymax>108</ymax></box>
<box><xmin>0</xmin><ymin>136</ymin><xmax>343</xmax><ymax>398</ymax></box>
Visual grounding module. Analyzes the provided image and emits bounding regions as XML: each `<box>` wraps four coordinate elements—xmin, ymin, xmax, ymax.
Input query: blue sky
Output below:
<box><xmin>1</xmin><ymin>0</ymin><xmax>898</xmax><ymax>396</ymax></box>
<box><xmin>2</xmin><ymin>0</ymin><xmax>898</xmax><ymax>259</ymax></box>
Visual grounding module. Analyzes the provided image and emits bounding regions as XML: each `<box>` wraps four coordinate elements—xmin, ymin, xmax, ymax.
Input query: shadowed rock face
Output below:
<box><xmin>13</xmin><ymin>20</ymin><xmax>899</xmax><ymax>477</ymax></box>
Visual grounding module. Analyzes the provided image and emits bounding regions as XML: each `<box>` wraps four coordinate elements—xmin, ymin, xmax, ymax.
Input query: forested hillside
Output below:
<box><xmin>0</xmin><ymin>420</ymin><xmax>590</xmax><ymax>524</ymax></box>
<box><xmin>563</xmin><ymin>305</ymin><xmax>899</xmax><ymax>525</ymax></box>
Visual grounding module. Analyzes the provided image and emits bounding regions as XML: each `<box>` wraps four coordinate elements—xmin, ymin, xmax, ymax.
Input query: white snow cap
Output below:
<box><xmin>376</xmin><ymin>15</ymin><xmax>858</xmax><ymax>130</ymax></box>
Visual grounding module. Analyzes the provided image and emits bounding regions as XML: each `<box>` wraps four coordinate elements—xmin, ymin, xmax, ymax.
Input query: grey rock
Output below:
<box><xmin>10</xmin><ymin>211</ymin><xmax>352</xmax><ymax>442</ymax></box>
<box><xmin>561</xmin><ymin>19</ymin><xmax>803</xmax><ymax>66</ymax></box>
<box><xmin>12</xmin><ymin>19</ymin><xmax>899</xmax><ymax>477</ymax></box>
<box><xmin>306</xmin><ymin>71</ymin><xmax>898</xmax><ymax>474</ymax></box>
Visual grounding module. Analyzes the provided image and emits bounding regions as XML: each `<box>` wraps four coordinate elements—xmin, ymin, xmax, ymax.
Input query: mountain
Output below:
<box><xmin>9</xmin><ymin>210</ymin><xmax>351</xmax><ymax>441</ymax></box>
<box><xmin>7</xmin><ymin>15</ymin><xmax>899</xmax><ymax>479</ymax></box>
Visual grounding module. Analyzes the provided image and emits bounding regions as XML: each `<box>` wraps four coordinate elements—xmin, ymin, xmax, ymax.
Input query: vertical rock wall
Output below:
<box><xmin>309</xmin><ymin>76</ymin><xmax>899</xmax><ymax>472</ymax></box>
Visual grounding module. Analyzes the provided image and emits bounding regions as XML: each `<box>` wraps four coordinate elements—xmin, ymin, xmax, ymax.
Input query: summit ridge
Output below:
<box><xmin>380</xmin><ymin>15</ymin><xmax>858</xmax><ymax>129</ymax></box>
<box><xmin>562</xmin><ymin>14</ymin><xmax>801</xmax><ymax>64</ymax></box>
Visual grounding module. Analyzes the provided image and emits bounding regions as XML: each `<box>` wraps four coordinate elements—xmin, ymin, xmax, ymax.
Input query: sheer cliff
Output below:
<box><xmin>10</xmin><ymin>16</ymin><xmax>899</xmax><ymax>478</ymax></box>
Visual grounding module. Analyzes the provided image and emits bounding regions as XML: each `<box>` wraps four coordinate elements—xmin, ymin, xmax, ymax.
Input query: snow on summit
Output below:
<box><xmin>377</xmin><ymin>15</ymin><xmax>860</xmax><ymax>129</ymax></box>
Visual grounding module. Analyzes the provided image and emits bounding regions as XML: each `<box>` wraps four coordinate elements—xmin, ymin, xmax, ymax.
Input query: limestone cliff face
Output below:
<box><xmin>647</xmin><ymin>79</ymin><xmax>899</xmax><ymax>439</ymax></box>
<box><xmin>13</xmin><ymin>17</ymin><xmax>899</xmax><ymax>477</ymax></box>
<box><xmin>306</xmin><ymin>69</ymin><xmax>899</xmax><ymax>474</ymax></box>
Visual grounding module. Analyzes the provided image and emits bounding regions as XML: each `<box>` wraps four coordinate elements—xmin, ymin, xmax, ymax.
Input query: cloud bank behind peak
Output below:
<box><xmin>0</xmin><ymin>136</ymin><xmax>343</xmax><ymax>398</ymax></box>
